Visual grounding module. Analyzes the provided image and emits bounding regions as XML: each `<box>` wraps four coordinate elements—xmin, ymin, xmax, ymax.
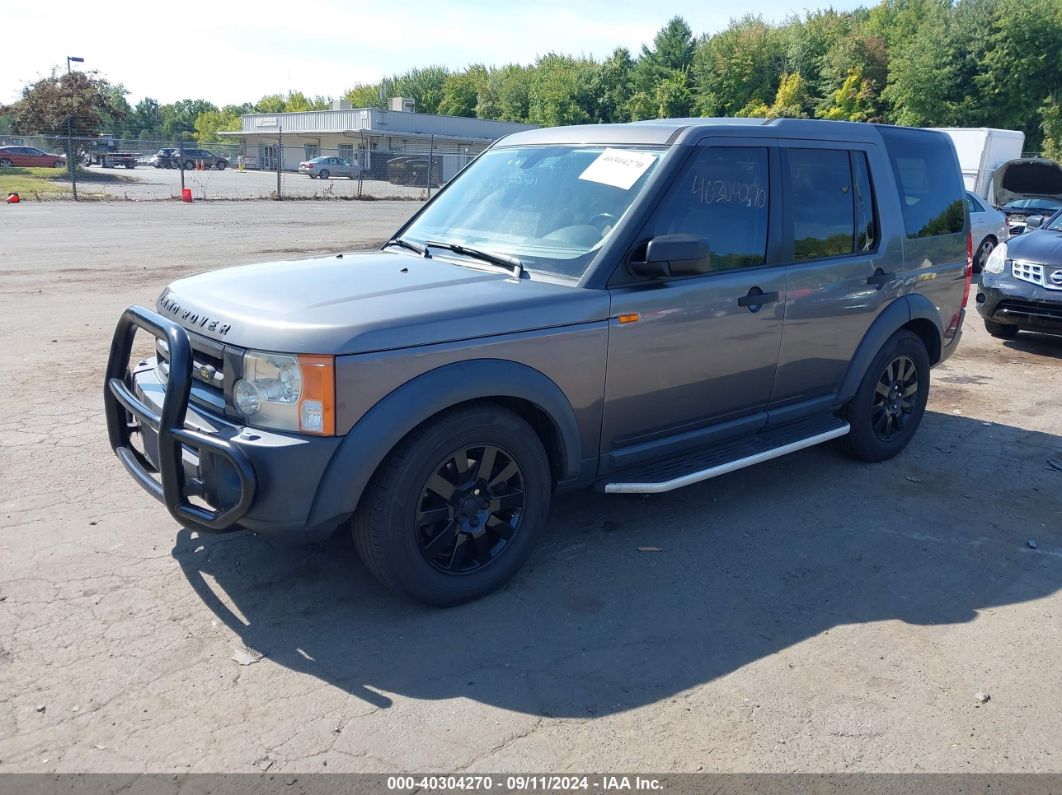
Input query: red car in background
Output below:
<box><xmin>0</xmin><ymin>146</ymin><xmax>66</xmax><ymax>168</ymax></box>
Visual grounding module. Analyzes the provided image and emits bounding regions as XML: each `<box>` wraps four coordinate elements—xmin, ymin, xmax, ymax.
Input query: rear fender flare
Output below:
<box><xmin>306</xmin><ymin>359</ymin><xmax>581</xmax><ymax>528</ymax></box>
<box><xmin>835</xmin><ymin>295</ymin><xmax>943</xmax><ymax>407</ymax></box>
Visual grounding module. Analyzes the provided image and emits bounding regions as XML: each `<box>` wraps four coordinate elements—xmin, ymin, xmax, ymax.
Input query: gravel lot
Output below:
<box><xmin>49</xmin><ymin>165</ymin><xmax>430</xmax><ymax>201</ymax></box>
<box><xmin>1</xmin><ymin>201</ymin><xmax>1060</xmax><ymax>774</ymax></box>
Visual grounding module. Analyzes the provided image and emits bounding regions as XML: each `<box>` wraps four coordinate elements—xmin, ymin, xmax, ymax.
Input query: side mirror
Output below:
<box><xmin>629</xmin><ymin>234</ymin><xmax>711</xmax><ymax>279</ymax></box>
<box><xmin>1025</xmin><ymin>215</ymin><xmax>1044</xmax><ymax>230</ymax></box>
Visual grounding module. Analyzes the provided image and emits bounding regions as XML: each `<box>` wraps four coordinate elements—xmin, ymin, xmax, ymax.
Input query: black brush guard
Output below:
<box><xmin>104</xmin><ymin>305</ymin><xmax>256</xmax><ymax>534</ymax></box>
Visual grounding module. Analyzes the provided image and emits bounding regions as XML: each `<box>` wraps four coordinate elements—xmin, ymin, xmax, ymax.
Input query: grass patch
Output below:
<box><xmin>0</xmin><ymin>167</ymin><xmax>72</xmax><ymax>198</ymax></box>
<box><xmin>0</xmin><ymin>166</ymin><xmax>139</xmax><ymax>200</ymax></box>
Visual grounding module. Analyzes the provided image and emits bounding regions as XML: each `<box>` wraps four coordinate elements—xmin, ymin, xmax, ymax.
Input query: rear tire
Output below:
<box><xmin>0</xmin><ymin>159</ymin><xmax>11</xmax><ymax>167</ymax></box>
<box><xmin>352</xmin><ymin>404</ymin><xmax>551</xmax><ymax>606</ymax></box>
<box><xmin>318</xmin><ymin>169</ymin><xmax>330</xmax><ymax>180</ymax></box>
<box><xmin>842</xmin><ymin>330</ymin><xmax>930</xmax><ymax>463</ymax></box>
<box><xmin>984</xmin><ymin>319</ymin><xmax>1019</xmax><ymax>339</ymax></box>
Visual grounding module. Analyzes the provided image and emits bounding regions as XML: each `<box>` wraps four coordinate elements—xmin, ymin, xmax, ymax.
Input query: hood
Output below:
<box><xmin>1004</xmin><ymin>225</ymin><xmax>1062</xmax><ymax>263</ymax></box>
<box><xmin>156</xmin><ymin>250</ymin><xmax>609</xmax><ymax>355</ymax></box>
<box><xmin>991</xmin><ymin>158</ymin><xmax>1062</xmax><ymax>207</ymax></box>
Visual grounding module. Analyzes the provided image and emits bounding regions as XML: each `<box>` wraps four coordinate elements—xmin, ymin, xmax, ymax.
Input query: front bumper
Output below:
<box><xmin>104</xmin><ymin>306</ymin><xmax>345</xmax><ymax>541</ymax></box>
<box><xmin>976</xmin><ymin>273</ymin><xmax>1062</xmax><ymax>334</ymax></box>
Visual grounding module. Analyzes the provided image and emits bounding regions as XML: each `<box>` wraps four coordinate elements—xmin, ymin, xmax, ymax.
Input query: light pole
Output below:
<box><xmin>65</xmin><ymin>56</ymin><xmax>84</xmax><ymax>200</ymax></box>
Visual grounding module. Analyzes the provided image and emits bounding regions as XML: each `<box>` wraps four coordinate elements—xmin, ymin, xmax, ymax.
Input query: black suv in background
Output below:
<box><xmin>977</xmin><ymin>209</ymin><xmax>1062</xmax><ymax>338</ymax></box>
<box><xmin>158</xmin><ymin>148</ymin><xmax>229</xmax><ymax>170</ymax></box>
<box><xmin>105</xmin><ymin>119</ymin><xmax>971</xmax><ymax>605</ymax></box>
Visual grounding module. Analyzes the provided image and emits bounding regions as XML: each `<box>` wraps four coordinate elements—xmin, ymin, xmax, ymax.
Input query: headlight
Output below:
<box><xmin>233</xmin><ymin>351</ymin><xmax>335</xmax><ymax>435</ymax></box>
<box><xmin>984</xmin><ymin>242</ymin><xmax>1008</xmax><ymax>274</ymax></box>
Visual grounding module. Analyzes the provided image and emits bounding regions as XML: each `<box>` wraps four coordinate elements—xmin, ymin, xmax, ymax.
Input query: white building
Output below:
<box><xmin>221</xmin><ymin>98</ymin><xmax>537</xmax><ymax>182</ymax></box>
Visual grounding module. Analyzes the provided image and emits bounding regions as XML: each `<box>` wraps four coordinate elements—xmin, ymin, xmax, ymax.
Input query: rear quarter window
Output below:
<box><xmin>879</xmin><ymin>127</ymin><xmax>965</xmax><ymax>238</ymax></box>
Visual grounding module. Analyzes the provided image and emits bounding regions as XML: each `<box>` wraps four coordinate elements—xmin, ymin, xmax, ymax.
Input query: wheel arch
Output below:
<box><xmin>835</xmin><ymin>295</ymin><xmax>944</xmax><ymax>408</ymax></box>
<box><xmin>306</xmin><ymin>359</ymin><xmax>582</xmax><ymax>529</ymax></box>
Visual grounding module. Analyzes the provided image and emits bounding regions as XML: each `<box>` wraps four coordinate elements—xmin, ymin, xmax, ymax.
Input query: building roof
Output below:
<box><xmin>223</xmin><ymin>107</ymin><xmax>537</xmax><ymax>142</ymax></box>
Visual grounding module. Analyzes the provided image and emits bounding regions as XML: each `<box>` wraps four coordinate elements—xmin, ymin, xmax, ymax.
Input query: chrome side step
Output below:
<box><xmin>604</xmin><ymin>419</ymin><xmax>850</xmax><ymax>495</ymax></box>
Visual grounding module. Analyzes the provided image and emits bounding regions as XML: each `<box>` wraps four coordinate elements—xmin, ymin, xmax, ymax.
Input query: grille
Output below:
<box><xmin>1011</xmin><ymin>260</ymin><xmax>1062</xmax><ymax>291</ymax></box>
<box><xmin>155</xmin><ymin>337</ymin><xmax>226</xmax><ymax>392</ymax></box>
<box><xmin>995</xmin><ymin>298</ymin><xmax>1062</xmax><ymax>322</ymax></box>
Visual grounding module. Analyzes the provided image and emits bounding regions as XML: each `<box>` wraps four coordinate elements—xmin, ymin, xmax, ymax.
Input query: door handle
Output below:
<box><xmin>738</xmin><ymin>289</ymin><xmax>780</xmax><ymax>308</ymax></box>
<box><xmin>867</xmin><ymin>269</ymin><xmax>892</xmax><ymax>289</ymax></box>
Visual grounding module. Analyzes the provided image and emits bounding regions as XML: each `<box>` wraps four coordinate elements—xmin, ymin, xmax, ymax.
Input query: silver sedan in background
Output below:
<box><xmin>967</xmin><ymin>191</ymin><xmax>1009</xmax><ymax>273</ymax></box>
<box><xmin>298</xmin><ymin>156</ymin><xmax>364</xmax><ymax>180</ymax></box>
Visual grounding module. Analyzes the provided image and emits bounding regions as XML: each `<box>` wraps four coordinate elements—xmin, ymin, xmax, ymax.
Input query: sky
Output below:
<box><xmin>4</xmin><ymin>0</ymin><xmax>869</xmax><ymax>108</ymax></box>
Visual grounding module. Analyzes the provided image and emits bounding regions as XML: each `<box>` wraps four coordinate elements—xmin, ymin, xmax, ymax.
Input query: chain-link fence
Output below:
<box><xmin>0</xmin><ymin>131</ymin><xmax>479</xmax><ymax>201</ymax></box>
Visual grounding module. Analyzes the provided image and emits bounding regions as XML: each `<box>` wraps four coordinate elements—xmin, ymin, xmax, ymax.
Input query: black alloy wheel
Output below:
<box><xmin>842</xmin><ymin>329</ymin><xmax>930</xmax><ymax>462</ymax></box>
<box><xmin>415</xmin><ymin>444</ymin><xmax>526</xmax><ymax>575</ymax></box>
<box><xmin>352</xmin><ymin>404</ymin><xmax>551</xmax><ymax>606</ymax></box>
<box><xmin>871</xmin><ymin>355</ymin><xmax>918</xmax><ymax>441</ymax></box>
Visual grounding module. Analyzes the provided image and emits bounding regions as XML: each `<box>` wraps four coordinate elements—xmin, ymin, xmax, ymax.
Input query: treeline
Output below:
<box><xmin>4</xmin><ymin>0</ymin><xmax>1061</xmax><ymax>155</ymax></box>
<box><xmin>346</xmin><ymin>0</ymin><xmax>1062</xmax><ymax>155</ymax></box>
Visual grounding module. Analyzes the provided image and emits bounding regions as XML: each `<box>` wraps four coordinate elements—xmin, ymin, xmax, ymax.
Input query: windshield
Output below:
<box><xmin>400</xmin><ymin>145</ymin><xmax>664</xmax><ymax>278</ymax></box>
<box><xmin>1045</xmin><ymin>212</ymin><xmax>1062</xmax><ymax>232</ymax></box>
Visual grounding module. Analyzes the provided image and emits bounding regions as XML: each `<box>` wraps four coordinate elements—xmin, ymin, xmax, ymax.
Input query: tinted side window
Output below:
<box><xmin>879</xmin><ymin>127</ymin><xmax>965</xmax><ymax>238</ymax></box>
<box><xmin>646</xmin><ymin>146</ymin><xmax>769</xmax><ymax>271</ymax></box>
<box><xmin>787</xmin><ymin>149</ymin><xmax>854</xmax><ymax>260</ymax></box>
<box><xmin>965</xmin><ymin>193</ymin><xmax>985</xmax><ymax>213</ymax></box>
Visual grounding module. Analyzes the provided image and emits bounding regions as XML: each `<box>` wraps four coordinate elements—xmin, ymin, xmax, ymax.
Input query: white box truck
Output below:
<box><xmin>931</xmin><ymin>127</ymin><xmax>1025</xmax><ymax>201</ymax></box>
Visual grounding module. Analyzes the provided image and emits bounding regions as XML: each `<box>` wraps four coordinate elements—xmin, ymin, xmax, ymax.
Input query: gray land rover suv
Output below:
<box><xmin>105</xmin><ymin>119</ymin><xmax>971</xmax><ymax>605</ymax></box>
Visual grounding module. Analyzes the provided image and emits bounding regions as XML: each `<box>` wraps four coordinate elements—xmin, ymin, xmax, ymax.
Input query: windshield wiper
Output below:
<box><xmin>425</xmin><ymin>240</ymin><xmax>524</xmax><ymax>278</ymax></box>
<box><xmin>384</xmin><ymin>237</ymin><xmax>430</xmax><ymax>258</ymax></box>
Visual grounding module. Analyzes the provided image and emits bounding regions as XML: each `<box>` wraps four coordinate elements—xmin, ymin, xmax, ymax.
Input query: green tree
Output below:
<box><xmin>194</xmin><ymin>106</ymin><xmax>244</xmax><ymax>144</ymax></box>
<box><xmin>10</xmin><ymin>70</ymin><xmax>128</xmax><ymax>137</ymax></box>
<box><xmin>655</xmin><ymin>72</ymin><xmax>694</xmax><ymax>118</ymax></box>
<box><xmin>589</xmin><ymin>48</ymin><xmax>635</xmax><ymax>123</ymax></box>
<box><xmin>1041</xmin><ymin>95</ymin><xmax>1062</xmax><ymax>159</ymax></box>
<box><xmin>627</xmin><ymin>91</ymin><xmax>656</xmax><ymax>121</ymax></box>
<box><xmin>691</xmin><ymin>16</ymin><xmax>785</xmax><ymax>116</ymax></box>
<box><xmin>738</xmin><ymin>72</ymin><xmax>810</xmax><ymax>118</ymax></box>
<box><xmin>479</xmin><ymin>65</ymin><xmax>532</xmax><ymax>122</ymax></box>
<box><xmin>526</xmin><ymin>54</ymin><xmax>595</xmax><ymax>127</ymax></box>
<box><xmin>819</xmin><ymin>68</ymin><xmax>877</xmax><ymax>121</ymax></box>
<box><xmin>634</xmin><ymin>16</ymin><xmax>696</xmax><ymax>93</ymax></box>
<box><xmin>382</xmin><ymin>66</ymin><xmax>450</xmax><ymax>114</ymax></box>
<box><xmin>437</xmin><ymin>66</ymin><xmax>488</xmax><ymax>118</ymax></box>
<box><xmin>976</xmin><ymin>0</ymin><xmax>1062</xmax><ymax>147</ymax></box>
<box><xmin>344</xmin><ymin>84</ymin><xmax>384</xmax><ymax>109</ymax></box>
<box><xmin>254</xmin><ymin>94</ymin><xmax>286</xmax><ymax>113</ymax></box>
<box><xmin>879</xmin><ymin>0</ymin><xmax>952</xmax><ymax>125</ymax></box>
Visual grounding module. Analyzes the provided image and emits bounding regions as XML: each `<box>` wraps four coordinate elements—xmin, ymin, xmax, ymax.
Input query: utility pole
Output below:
<box><xmin>66</xmin><ymin>56</ymin><xmax>84</xmax><ymax>201</ymax></box>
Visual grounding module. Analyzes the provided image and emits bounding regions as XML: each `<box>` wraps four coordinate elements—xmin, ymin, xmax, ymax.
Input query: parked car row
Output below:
<box><xmin>0</xmin><ymin>145</ymin><xmax>65</xmax><ymax>168</ymax></box>
<box><xmin>295</xmin><ymin>154</ymin><xmax>443</xmax><ymax>186</ymax></box>
<box><xmin>149</xmin><ymin>148</ymin><xmax>229</xmax><ymax>170</ymax></box>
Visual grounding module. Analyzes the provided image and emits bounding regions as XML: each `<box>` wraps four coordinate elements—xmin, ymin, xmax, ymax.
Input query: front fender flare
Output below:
<box><xmin>306</xmin><ymin>359</ymin><xmax>582</xmax><ymax>528</ymax></box>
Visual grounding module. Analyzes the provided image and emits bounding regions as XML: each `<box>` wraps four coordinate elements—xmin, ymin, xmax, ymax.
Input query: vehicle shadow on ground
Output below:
<box><xmin>1003</xmin><ymin>332</ymin><xmax>1062</xmax><ymax>360</ymax></box>
<box><xmin>172</xmin><ymin>411</ymin><xmax>1062</xmax><ymax>717</ymax></box>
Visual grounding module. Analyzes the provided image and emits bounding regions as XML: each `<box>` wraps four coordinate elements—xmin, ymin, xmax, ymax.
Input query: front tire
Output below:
<box><xmin>352</xmin><ymin>405</ymin><xmax>551</xmax><ymax>606</ymax></box>
<box><xmin>984</xmin><ymin>319</ymin><xmax>1019</xmax><ymax>339</ymax></box>
<box><xmin>973</xmin><ymin>237</ymin><xmax>996</xmax><ymax>273</ymax></box>
<box><xmin>842</xmin><ymin>330</ymin><xmax>930</xmax><ymax>463</ymax></box>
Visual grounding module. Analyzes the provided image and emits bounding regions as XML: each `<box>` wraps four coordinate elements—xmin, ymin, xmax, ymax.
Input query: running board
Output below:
<box><xmin>604</xmin><ymin>416</ymin><xmax>850</xmax><ymax>494</ymax></box>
